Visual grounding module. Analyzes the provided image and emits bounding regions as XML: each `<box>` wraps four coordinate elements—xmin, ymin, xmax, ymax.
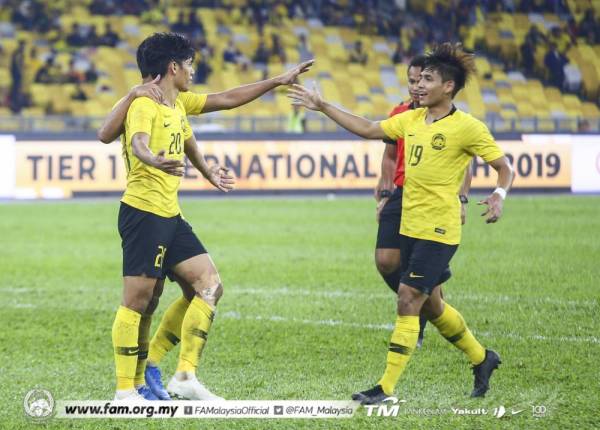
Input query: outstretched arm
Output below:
<box><xmin>97</xmin><ymin>76</ymin><xmax>163</xmax><ymax>143</ymax></box>
<box><xmin>287</xmin><ymin>84</ymin><xmax>386</xmax><ymax>139</ymax></box>
<box><xmin>184</xmin><ymin>135</ymin><xmax>235</xmax><ymax>192</ymax></box>
<box><xmin>201</xmin><ymin>60</ymin><xmax>314</xmax><ymax>113</ymax></box>
<box><xmin>478</xmin><ymin>156</ymin><xmax>514</xmax><ymax>223</ymax></box>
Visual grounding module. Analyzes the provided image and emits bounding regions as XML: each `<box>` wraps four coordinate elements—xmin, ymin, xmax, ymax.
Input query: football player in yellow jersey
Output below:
<box><xmin>289</xmin><ymin>43</ymin><xmax>514</xmax><ymax>403</ymax></box>
<box><xmin>102</xmin><ymin>33</ymin><xmax>313</xmax><ymax>401</ymax></box>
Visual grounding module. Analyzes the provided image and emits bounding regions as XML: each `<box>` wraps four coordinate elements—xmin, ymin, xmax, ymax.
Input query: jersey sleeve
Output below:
<box><xmin>182</xmin><ymin>115</ymin><xmax>193</xmax><ymax>140</ymax></box>
<box><xmin>127</xmin><ymin>97</ymin><xmax>157</xmax><ymax>137</ymax></box>
<box><xmin>464</xmin><ymin>119</ymin><xmax>504</xmax><ymax>162</ymax></box>
<box><xmin>379</xmin><ymin>111</ymin><xmax>408</xmax><ymax>141</ymax></box>
<box><xmin>178</xmin><ymin>91</ymin><xmax>208</xmax><ymax>115</ymax></box>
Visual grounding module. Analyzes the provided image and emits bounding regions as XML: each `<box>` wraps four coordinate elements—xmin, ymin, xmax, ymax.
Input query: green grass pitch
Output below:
<box><xmin>1</xmin><ymin>195</ymin><xmax>598</xmax><ymax>429</ymax></box>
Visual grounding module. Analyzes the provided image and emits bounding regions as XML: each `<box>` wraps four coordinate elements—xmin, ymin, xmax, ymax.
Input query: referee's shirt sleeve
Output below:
<box><xmin>379</xmin><ymin>112</ymin><xmax>406</xmax><ymax>141</ymax></box>
<box><xmin>465</xmin><ymin>119</ymin><xmax>504</xmax><ymax>162</ymax></box>
<box><xmin>127</xmin><ymin>97</ymin><xmax>156</xmax><ymax>137</ymax></box>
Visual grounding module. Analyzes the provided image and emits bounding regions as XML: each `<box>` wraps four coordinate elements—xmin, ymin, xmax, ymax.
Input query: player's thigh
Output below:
<box><xmin>122</xmin><ymin>276</ymin><xmax>162</xmax><ymax>313</ymax></box>
<box><xmin>118</xmin><ymin>202</ymin><xmax>177</xmax><ymax>280</ymax></box>
<box><xmin>376</xmin><ymin>189</ymin><xmax>404</xmax><ymax>272</ymax></box>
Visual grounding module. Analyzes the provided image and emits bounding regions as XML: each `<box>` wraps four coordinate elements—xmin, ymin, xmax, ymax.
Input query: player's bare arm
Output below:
<box><xmin>376</xmin><ymin>143</ymin><xmax>397</xmax><ymax>222</ymax></box>
<box><xmin>287</xmin><ymin>83</ymin><xmax>386</xmax><ymax>139</ymax></box>
<box><xmin>183</xmin><ymin>135</ymin><xmax>235</xmax><ymax>192</ymax></box>
<box><xmin>97</xmin><ymin>76</ymin><xmax>163</xmax><ymax>143</ymax></box>
<box><xmin>131</xmin><ymin>132</ymin><xmax>184</xmax><ymax>176</ymax></box>
<box><xmin>478</xmin><ymin>156</ymin><xmax>514</xmax><ymax>223</ymax></box>
<box><xmin>459</xmin><ymin>160</ymin><xmax>474</xmax><ymax>225</ymax></box>
<box><xmin>201</xmin><ymin>60</ymin><xmax>314</xmax><ymax>113</ymax></box>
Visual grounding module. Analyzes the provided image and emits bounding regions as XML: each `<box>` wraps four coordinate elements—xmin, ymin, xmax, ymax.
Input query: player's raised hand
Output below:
<box><xmin>287</xmin><ymin>83</ymin><xmax>324</xmax><ymax>111</ymax></box>
<box><xmin>132</xmin><ymin>75</ymin><xmax>163</xmax><ymax>103</ymax></box>
<box><xmin>152</xmin><ymin>150</ymin><xmax>184</xmax><ymax>176</ymax></box>
<box><xmin>478</xmin><ymin>193</ymin><xmax>503</xmax><ymax>223</ymax></box>
<box><xmin>276</xmin><ymin>60</ymin><xmax>315</xmax><ymax>85</ymax></box>
<box><xmin>207</xmin><ymin>165</ymin><xmax>236</xmax><ymax>192</ymax></box>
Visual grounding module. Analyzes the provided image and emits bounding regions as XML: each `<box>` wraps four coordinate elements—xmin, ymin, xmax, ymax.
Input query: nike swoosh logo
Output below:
<box><xmin>409</xmin><ymin>272</ymin><xmax>424</xmax><ymax>278</ymax></box>
<box><xmin>511</xmin><ymin>409</ymin><xmax>524</xmax><ymax>415</ymax></box>
<box><xmin>163</xmin><ymin>123</ymin><xmax>171</xmax><ymax>127</ymax></box>
<box><xmin>408</xmin><ymin>134</ymin><xmax>415</xmax><ymax>136</ymax></box>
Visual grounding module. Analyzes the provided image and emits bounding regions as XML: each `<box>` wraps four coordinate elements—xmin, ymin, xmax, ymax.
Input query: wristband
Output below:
<box><xmin>379</xmin><ymin>189</ymin><xmax>392</xmax><ymax>199</ymax></box>
<box><xmin>459</xmin><ymin>195</ymin><xmax>468</xmax><ymax>204</ymax></box>
<box><xmin>493</xmin><ymin>187</ymin><xmax>507</xmax><ymax>199</ymax></box>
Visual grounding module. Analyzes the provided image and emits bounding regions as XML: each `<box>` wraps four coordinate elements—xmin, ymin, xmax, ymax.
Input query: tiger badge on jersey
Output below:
<box><xmin>431</xmin><ymin>133</ymin><xmax>446</xmax><ymax>150</ymax></box>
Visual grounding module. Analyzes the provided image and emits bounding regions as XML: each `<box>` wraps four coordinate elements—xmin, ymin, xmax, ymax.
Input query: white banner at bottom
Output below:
<box><xmin>55</xmin><ymin>400</ymin><xmax>359</xmax><ymax>419</ymax></box>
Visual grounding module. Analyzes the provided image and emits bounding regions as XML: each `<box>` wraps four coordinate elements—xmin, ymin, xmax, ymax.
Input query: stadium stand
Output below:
<box><xmin>1</xmin><ymin>0</ymin><xmax>599</xmax><ymax>133</ymax></box>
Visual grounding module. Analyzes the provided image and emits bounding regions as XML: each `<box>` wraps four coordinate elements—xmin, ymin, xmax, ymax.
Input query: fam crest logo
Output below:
<box><xmin>24</xmin><ymin>388</ymin><xmax>55</xmax><ymax>423</ymax></box>
<box><xmin>431</xmin><ymin>133</ymin><xmax>446</xmax><ymax>150</ymax></box>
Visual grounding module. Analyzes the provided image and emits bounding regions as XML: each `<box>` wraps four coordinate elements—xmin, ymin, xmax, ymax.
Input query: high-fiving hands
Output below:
<box><xmin>287</xmin><ymin>83</ymin><xmax>325</xmax><ymax>111</ymax></box>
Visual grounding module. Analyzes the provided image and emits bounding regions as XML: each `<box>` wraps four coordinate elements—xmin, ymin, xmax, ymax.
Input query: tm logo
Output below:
<box><xmin>364</xmin><ymin>397</ymin><xmax>407</xmax><ymax>417</ymax></box>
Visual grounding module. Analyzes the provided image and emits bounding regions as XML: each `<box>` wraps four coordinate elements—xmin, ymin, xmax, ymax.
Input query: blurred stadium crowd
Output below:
<box><xmin>1</xmin><ymin>0</ymin><xmax>600</xmax><ymax>132</ymax></box>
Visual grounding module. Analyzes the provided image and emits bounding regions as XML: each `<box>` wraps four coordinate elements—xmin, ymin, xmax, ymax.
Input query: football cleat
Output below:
<box><xmin>471</xmin><ymin>349</ymin><xmax>501</xmax><ymax>397</ymax></box>
<box><xmin>113</xmin><ymin>389</ymin><xmax>147</xmax><ymax>401</ymax></box>
<box><xmin>137</xmin><ymin>385</ymin><xmax>159</xmax><ymax>400</ymax></box>
<box><xmin>351</xmin><ymin>385</ymin><xmax>389</xmax><ymax>405</ymax></box>
<box><xmin>145</xmin><ymin>365</ymin><xmax>172</xmax><ymax>400</ymax></box>
<box><xmin>167</xmin><ymin>375</ymin><xmax>224</xmax><ymax>400</ymax></box>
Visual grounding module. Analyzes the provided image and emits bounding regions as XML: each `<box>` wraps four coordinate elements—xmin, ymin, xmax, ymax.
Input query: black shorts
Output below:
<box><xmin>118</xmin><ymin>202</ymin><xmax>207</xmax><ymax>279</ymax></box>
<box><xmin>399</xmin><ymin>235</ymin><xmax>457</xmax><ymax>295</ymax></box>
<box><xmin>376</xmin><ymin>187</ymin><xmax>403</xmax><ymax>249</ymax></box>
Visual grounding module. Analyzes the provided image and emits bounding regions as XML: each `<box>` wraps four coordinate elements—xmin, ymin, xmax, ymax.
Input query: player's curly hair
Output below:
<box><xmin>136</xmin><ymin>32</ymin><xmax>194</xmax><ymax>79</ymax></box>
<box><xmin>423</xmin><ymin>43</ymin><xmax>475</xmax><ymax>97</ymax></box>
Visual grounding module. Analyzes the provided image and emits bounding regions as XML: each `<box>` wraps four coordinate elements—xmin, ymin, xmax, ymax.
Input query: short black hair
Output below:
<box><xmin>422</xmin><ymin>43</ymin><xmax>475</xmax><ymax>97</ymax></box>
<box><xmin>136</xmin><ymin>32</ymin><xmax>194</xmax><ymax>79</ymax></box>
<box><xmin>408</xmin><ymin>54</ymin><xmax>426</xmax><ymax>70</ymax></box>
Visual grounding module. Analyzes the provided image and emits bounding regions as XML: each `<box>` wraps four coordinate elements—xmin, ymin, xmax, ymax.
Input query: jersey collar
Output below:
<box><xmin>432</xmin><ymin>104</ymin><xmax>457</xmax><ymax>123</ymax></box>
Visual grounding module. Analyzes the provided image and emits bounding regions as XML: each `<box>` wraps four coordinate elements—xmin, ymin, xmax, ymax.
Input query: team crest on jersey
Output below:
<box><xmin>431</xmin><ymin>133</ymin><xmax>446</xmax><ymax>150</ymax></box>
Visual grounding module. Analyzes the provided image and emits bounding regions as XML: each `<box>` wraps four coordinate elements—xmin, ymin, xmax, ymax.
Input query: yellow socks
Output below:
<box><xmin>377</xmin><ymin>315</ymin><xmax>420</xmax><ymax>396</ymax></box>
<box><xmin>431</xmin><ymin>303</ymin><xmax>485</xmax><ymax>365</ymax></box>
<box><xmin>176</xmin><ymin>297</ymin><xmax>214</xmax><ymax>373</ymax></box>
<box><xmin>134</xmin><ymin>314</ymin><xmax>152</xmax><ymax>387</ymax></box>
<box><xmin>112</xmin><ymin>306</ymin><xmax>141</xmax><ymax>391</ymax></box>
<box><xmin>148</xmin><ymin>296</ymin><xmax>190</xmax><ymax>365</ymax></box>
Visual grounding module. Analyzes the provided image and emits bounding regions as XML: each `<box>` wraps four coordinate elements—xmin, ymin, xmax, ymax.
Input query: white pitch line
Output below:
<box><xmin>218</xmin><ymin>311</ymin><xmax>600</xmax><ymax>345</ymax></box>
<box><xmin>231</xmin><ymin>286</ymin><xmax>596</xmax><ymax>308</ymax></box>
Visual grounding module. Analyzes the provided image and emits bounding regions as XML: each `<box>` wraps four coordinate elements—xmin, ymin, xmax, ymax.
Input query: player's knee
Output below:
<box><xmin>199</xmin><ymin>282</ymin><xmax>223</xmax><ymax>306</ymax></box>
<box><xmin>375</xmin><ymin>251</ymin><xmax>401</xmax><ymax>275</ymax></box>
<box><xmin>396</xmin><ymin>287</ymin><xmax>424</xmax><ymax>315</ymax></box>
<box><xmin>123</xmin><ymin>290</ymin><xmax>154</xmax><ymax>314</ymax></box>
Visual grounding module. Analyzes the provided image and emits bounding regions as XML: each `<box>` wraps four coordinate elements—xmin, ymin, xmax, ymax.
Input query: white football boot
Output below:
<box><xmin>113</xmin><ymin>389</ymin><xmax>147</xmax><ymax>401</ymax></box>
<box><xmin>167</xmin><ymin>373</ymin><xmax>224</xmax><ymax>400</ymax></box>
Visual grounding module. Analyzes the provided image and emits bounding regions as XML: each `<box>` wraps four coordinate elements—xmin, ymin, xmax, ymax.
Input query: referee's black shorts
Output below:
<box><xmin>376</xmin><ymin>187</ymin><xmax>403</xmax><ymax>249</ymax></box>
<box><xmin>118</xmin><ymin>202</ymin><xmax>207</xmax><ymax>279</ymax></box>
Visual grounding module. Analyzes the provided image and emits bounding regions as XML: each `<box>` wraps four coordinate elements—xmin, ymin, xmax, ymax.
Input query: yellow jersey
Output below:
<box><xmin>116</xmin><ymin>91</ymin><xmax>207</xmax><ymax>217</ymax></box>
<box><xmin>121</xmin><ymin>96</ymin><xmax>194</xmax><ymax>217</ymax></box>
<box><xmin>380</xmin><ymin>107</ymin><xmax>504</xmax><ymax>245</ymax></box>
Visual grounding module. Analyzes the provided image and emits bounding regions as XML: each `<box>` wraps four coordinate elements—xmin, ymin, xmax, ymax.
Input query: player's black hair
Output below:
<box><xmin>136</xmin><ymin>32</ymin><xmax>194</xmax><ymax>79</ymax></box>
<box><xmin>422</xmin><ymin>43</ymin><xmax>475</xmax><ymax>97</ymax></box>
<box><xmin>136</xmin><ymin>37</ymin><xmax>150</xmax><ymax>78</ymax></box>
<box><xmin>408</xmin><ymin>54</ymin><xmax>426</xmax><ymax>70</ymax></box>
